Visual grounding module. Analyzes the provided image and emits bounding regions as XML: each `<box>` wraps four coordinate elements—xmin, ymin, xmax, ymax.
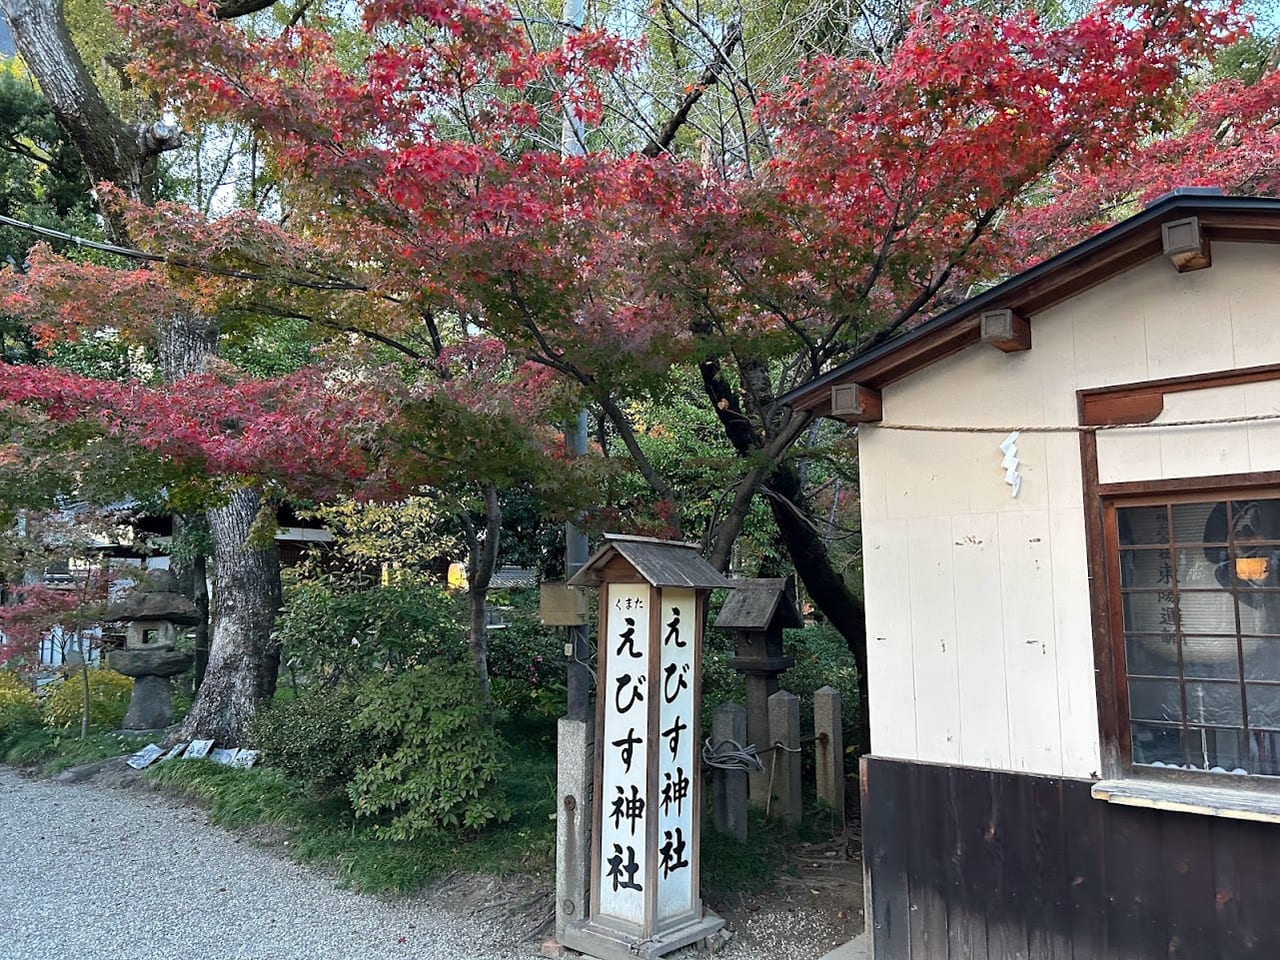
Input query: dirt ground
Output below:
<box><xmin>453</xmin><ymin>831</ymin><xmax>866</xmax><ymax>957</ymax></box>
<box><xmin>705</xmin><ymin>833</ymin><xmax>866</xmax><ymax>956</ymax></box>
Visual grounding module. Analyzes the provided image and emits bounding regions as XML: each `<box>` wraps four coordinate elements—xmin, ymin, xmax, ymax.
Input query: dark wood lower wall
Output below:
<box><xmin>862</xmin><ymin>756</ymin><xmax>1280</xmax><ymax>960</ymax></box>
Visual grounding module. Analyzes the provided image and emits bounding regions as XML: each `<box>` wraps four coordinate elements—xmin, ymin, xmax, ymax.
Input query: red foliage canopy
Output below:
<box><xmin>0</xmin><ymin>0</ymin><xmax>1267</xmax><ymax>514</ymax></box>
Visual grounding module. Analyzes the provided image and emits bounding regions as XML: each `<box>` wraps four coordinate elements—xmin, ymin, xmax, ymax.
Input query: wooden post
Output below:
<box><xmin>814</xmin><ymin>686</ymin><xmax>845</xmax><ymax>828</ymax></box>
<box><xmin>711</xmin><ymin>702</ymin><xmax>749</xmax><ymax>842</ymax></box>
<box><xmin>768</xmin><ymin>690</ymin><xmax>802</xmax><ymax>826</ymax></box>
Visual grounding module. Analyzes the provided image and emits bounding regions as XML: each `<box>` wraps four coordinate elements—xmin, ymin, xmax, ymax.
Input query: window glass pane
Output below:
<box><xmin>1228</xmin><ymin>499</ymin><xmax>1280</xmax><ymax>543</ymax></box>
<box><xmin>1184</xmin><ymin>679</ymin><xmax>1243</xmax><ymax>727</ymax></box>
<box><xmin>1183</xmin><ymin>727</ymin><xmax>1249</xmax><ymax>774</ymax></box>
<box><xmin>1172</xmin><ymin>501</ymin><xmax>1222</xmax><ymax>545</ymax></box>
<box><xmin>1125</xmin><ymin>635</ymin><xmax>1179</xmax><ymax>677</ymax></box>
<box><xmin>1247</xmin><ymin>683</ymin><xmax>1280</xmax><ymax>730</ymax></box>
<box><xmin>1122</xmin><ymin>591</ymin><xmax>1177</xmax><ymax>634</ymax></box>
<box><xmin>1249</xmin><ymin>732</ymin><xmax>1280</xmax><ymax>776</ymax></box>
<box><xmin>1177</xmin><ymin>590</ymin><xmax>1238</xmax><ymax>634</ymax></box>
<box><xmin>1180</xmin><ymin>636</ymin><xmax>1240</xmax><ymax>680</ymax></box>
<box><xmin>1174</xmin><ymin>547</ymin><xmax>1226</xmax><ymax>588</ymax></box>
<box><xmin>1243</xmin><ymin>638</ymin><xmax>1280</xmax><ymax>681</ymax></box>
<box><xmin>1131</xmin><ymin>721</ymin><xmax>1183</xmax><ymax>766</ymax></box>
<box><xmin>1129</xmin><ymin>678</ymin><xmax>1182</xmax><ymax>723</ymax></box>
<box><xmin>1236</xmin><ymin>589</ymin><xmax>1280</xmax><ymax>634</ymax></box>
<box><xmin>1119</xmin><ymin>549</ymin><xmax>1171</xmax><ymax>589</ymax></box>
<box><xmin>1118</xmin><ymin>506</ymin><xmax>1170</xmax><ymax>546</ymax></box>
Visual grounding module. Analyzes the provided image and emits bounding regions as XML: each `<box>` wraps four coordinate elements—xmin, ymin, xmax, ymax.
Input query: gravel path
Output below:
<box><xmin>0</xmin><ymin>766</ymin><xmax>856</xmax><ymax>960</ymax></box>
<box><xmin>0</xmin><ymin>768</ymin><xmax>523</xmax><ymax>960</ymax></box>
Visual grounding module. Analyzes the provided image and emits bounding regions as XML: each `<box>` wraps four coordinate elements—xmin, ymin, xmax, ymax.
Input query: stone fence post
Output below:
<box><xmin>814</xmin><ymin>686</ymin><xmax>845</xmax><ymax>828</ymax></box>
<box><xmin>710</xmin><ymin>702</ymin><xmax>749</xmax><ymax>842</ymax></box>
<box><xmin>767</xmin><ymin>690</ymin><xmax>801</xmax><ymax>826</ymax></box>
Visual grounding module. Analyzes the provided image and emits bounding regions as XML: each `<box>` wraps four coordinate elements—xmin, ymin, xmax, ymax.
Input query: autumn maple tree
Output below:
<box><xmin>0</xmin><ymin>0</ymin><xmax>1270</xmax><ymax>747</ymax></box>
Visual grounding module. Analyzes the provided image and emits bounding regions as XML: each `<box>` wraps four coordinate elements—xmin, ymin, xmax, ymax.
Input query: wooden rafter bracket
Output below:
<box><xmin>1162</xmin><ymin>216</ymin><xmax>1212</xmax><ymax>272</ymax></box>
<box><xmin>830</xmin><ymin>383</ymin><xmax>882</xmax><ymax>423</ymax></box>
<box><xmin>979</xmin><ymin>308</ymin><xmax>1031</xmax><ymax>353</ymax></box>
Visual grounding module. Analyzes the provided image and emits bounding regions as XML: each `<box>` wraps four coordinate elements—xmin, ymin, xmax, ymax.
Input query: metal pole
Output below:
<box><xmin>561</xmin><ymin>0</ymin><xmax>592</xmax><ymax>722</ymax></box>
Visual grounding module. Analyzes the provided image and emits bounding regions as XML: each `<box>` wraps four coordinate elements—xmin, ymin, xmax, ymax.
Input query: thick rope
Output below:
<box><xmin>863</xmin><ymin>410</ymin><xmax>1280</xmax><ymax>434</ymax></box>
<box><xmin>701</xmin><ymin>736</ymin><xmax>764</xmax><ymax>773</ymax></box>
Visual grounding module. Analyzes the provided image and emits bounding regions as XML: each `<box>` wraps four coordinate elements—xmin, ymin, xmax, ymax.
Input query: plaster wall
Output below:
<box><xmin>860</xmin><ymin>241</ymin><xmax>1280</xmax><ymax>778</ymax></box>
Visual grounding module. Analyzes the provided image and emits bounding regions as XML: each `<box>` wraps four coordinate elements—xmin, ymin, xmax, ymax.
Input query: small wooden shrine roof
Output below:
<box><xmin>568</xmin><ymin>534</ymin><xmax>732</xmax><ymax>589</ymax></box>
<box><xmin>714</xmin><ymin>577</ymin><xmax>804</xmax><ymax>630</ymax></box>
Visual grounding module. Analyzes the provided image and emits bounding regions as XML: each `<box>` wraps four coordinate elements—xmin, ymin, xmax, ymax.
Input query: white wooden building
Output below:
<box><xmin>784</xmin><ymin>191</ymin><xmax>1280</xmax><ymax>959</ymax></box>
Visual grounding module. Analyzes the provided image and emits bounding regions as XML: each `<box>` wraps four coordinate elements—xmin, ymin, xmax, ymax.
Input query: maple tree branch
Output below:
<box><xmin>863</xmin><ymin>203</ymin><xmax>1003</xmax><ymax>351</ymax></box>
<box><xmin>220</xmin><ymin>304</ymin><xmax>427</xmax><ymax>360</ymax></box>
<box><xmin>0</xmin><ymin>212</ymin><xmax>378</xmax><ymax>294</ymax></box>
<box><xmin>285</xmin><ymin>0</ymin><xmax>315</xmax><ymax>28</ymax></box>
<box><xmin>212</xmin><ymin>0</ymin><xmax>280</xmax><ymax>18</ymax></box>
<box><xmin>500</xmin><ymin>273</ymin><xmax>682</xmax><ymax>524</ymax></box>
<box><xmin>421</xmin><ymin>311</ymin><xmax>445</xmax><ymax>359</ymax></box>
<box><xmin>642</xmin><ymin>20</ymin><xmax>743</xmax><ymax>158</ymax></box>
<box><xmin>663</xmin><ymin>0</ymin><xmax>758</xmax><ymax>110</ymax></box>
<box><xmin>596</xmin><ymin>392</ymin><xmax>683</xmax><ymax>534</ymax></box>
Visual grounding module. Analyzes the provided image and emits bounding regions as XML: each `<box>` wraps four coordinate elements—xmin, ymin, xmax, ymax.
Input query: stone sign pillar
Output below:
<box><xmin>560</xmin><ymin>535</ymin><xmax>731</xmax><ymax>960</ymax></box>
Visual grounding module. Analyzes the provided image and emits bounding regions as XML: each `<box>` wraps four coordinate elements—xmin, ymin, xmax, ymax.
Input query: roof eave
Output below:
<box><xmin>781</xmin><ymin>194</ymin><xmax>1280</xmax><ymax>418</ymax></box>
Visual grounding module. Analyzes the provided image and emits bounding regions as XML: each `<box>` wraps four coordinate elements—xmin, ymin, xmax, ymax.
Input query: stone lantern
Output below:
<box><xmin>105</xmin><ymin>571</ymin><xmax>199</xmax><ymax>733</ymax></box>
<box><xmin>713</xmin><ymin>577</ymin><xmax>801</xmax><ymax>806</ymax></box>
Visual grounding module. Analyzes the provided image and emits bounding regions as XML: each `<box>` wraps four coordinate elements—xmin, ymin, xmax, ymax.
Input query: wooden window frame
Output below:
<box><xmin>1080</xmin><ymin>366</ymin><xmax>1280</xmax><ymax>788</ymax></box>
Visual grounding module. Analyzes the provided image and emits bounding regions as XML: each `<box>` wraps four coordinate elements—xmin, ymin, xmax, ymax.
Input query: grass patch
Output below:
<box><xmin>144</xmin><ymin>715</ymin><xmax>559</xmax><ymax>896</ymax></box>
<box><xmin>1</xmin><ymin>726</ymin><xmax>153</xmax><ymax>773</ymax></box>
<box><xmin>700</xmin><ymin>808</ymin><xmax>803</xmax><ymax>897</ymax></box>
<box><xmin>145</xmin><ymin>760</ymin><xmax>303</xmax><ymax>828</ymax></box>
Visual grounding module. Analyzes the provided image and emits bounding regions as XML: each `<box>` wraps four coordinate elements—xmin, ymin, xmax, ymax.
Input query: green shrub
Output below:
<box><xmin>249</xmin><ymin>684</ymin><xmax>392</xmax><ymax>793</ymax></box>
<box><xmin>348</xmin><ymin>658</ymin><xmax>509</xmax><ymax>839</ymax></box>
<box><xmin>700</xmin><ymin>623</ymin><xmax>861</xmax><ymax>753</ymax></box>
<box><xmin>485</xmin><ymin>589</ymin><xmax>568</xmax><ymax>720</ymax></box>
<box><xmin>782</xmin><ymin>624</ymin><xmax>861</xmax><ymax>746</ymax></box>
<box><xmin>277</xmin><ymin>576</ymin><xmax>464</xmax><ymax>682</ymax></box>
<box><xmin>0</xmin><ymin>672</ymin><xmax>39</xmax><ymax>736</ymax></box>
<box><xmin>42</xmin><ymin>668</ymin><xmax>133</xmax><ymax>730</ymax></box>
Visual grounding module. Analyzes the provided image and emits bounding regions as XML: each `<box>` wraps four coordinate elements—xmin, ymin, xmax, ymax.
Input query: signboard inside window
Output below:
<box><xmin>1117</xmin><ymin>497</ymin><xmax>1280</xmax><ymax>776</ymax></box>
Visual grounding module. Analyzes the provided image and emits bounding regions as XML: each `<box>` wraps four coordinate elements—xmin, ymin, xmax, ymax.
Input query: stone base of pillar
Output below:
<box><xmin>560</xmin><ymin>913</ymin><xmax>725</xmax><ymax>960</ymax></box>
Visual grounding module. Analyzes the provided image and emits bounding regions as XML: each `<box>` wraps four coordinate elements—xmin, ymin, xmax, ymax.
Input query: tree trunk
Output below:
<box><xmin>763</xmin><ymin>460</ymin><xmax>871</xmax><ymax>759</ymax></box>
<box><xmin>178</xmin><ymin>489</ymin><xmax>282</xmax><ymax>743</ymax></box>
<box><xmin>5</xmin><ymin>0</ymin><xmax>285</xmax><ymax>744</ymax></box>
<box><xmin>0</xmin><ymin>0</ymin><xmax>179</xmax><ymax>241</ymax></box>
<box><xmin>191</xmin><ymin>550</ymin><xmax>210</xmax><ymax>688</ymax></box>
<box><xmin>698</xmin><ymin>351</ymin><xmax>872</xmax><ymax>756</ymax></box>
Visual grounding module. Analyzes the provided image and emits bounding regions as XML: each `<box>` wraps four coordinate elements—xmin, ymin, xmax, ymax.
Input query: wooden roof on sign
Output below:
<box><xmin>714</xmin><ymin>578</ymin><xmax>804</xmax><ymax>630</ymax></box>
<box><xmin>568</xmin><ymin>534</ymin><xmax>733</xmax><ymax>589</ymax></box>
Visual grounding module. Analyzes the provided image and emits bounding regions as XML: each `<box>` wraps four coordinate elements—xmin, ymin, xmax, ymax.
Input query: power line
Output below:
<box><xmin>0</xmin><ymin>213</ymin><xmax>371</xmax><ymax>293</ymax></box>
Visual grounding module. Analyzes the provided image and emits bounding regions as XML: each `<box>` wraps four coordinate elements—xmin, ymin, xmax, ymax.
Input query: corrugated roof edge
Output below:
<box><xmin>778</xmin><ymin>193</ymin><xmax>1280</xmax><ymax>412</ymax></box>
